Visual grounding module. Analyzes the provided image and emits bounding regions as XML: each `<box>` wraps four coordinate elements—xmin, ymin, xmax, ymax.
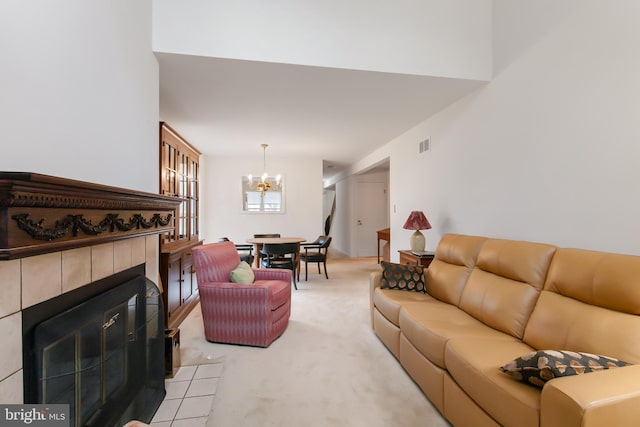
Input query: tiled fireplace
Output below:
<box><xmin>0</xmin><ymin>235</ymin><xmax>159</xmax><ymax>403</ymax></box>
<box><xmin>0</xmin><ymin>173</ymin><xmax>180</xmax><ymax>420</ymax></box>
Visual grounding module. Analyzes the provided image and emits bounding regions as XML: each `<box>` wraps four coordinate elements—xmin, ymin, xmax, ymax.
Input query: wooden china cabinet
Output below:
<box><xmin>158</xmin><ymin>122</ymin><xmax>203</xmax><ymax>329</ymax></box>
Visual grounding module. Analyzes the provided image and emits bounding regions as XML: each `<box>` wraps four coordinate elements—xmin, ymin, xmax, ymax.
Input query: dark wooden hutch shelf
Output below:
<box><xmin>159</xmin><ymin>123</ymin><xmax>203</xmax><ymax>329</ymax></box>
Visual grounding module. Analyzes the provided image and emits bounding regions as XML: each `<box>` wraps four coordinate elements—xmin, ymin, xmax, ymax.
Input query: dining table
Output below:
<box><xmin>245</xmin><ymin>236</ymin><xmax>306</xmax><ymax>268</ymax></box>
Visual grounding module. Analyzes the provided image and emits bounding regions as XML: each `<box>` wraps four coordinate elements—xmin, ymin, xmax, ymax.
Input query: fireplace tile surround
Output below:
<box><xmin>0</xmin><ymin>172</ymin><xmax>180</xmax><ymax>410</ymax></box>
<box><xmin>0</xmin><ymin>235</ymin><xmax>160</xmax><ymax>404</ymax></box>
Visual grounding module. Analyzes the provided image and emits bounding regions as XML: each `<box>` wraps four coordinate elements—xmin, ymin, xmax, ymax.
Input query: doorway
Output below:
<box><xmin>356</xmin><ymin>181</ymin><xmax>388</xmax><ymax>257</ymax></box>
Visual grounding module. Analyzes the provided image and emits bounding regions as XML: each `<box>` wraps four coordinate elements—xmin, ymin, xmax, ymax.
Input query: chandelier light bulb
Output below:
<box><xmin>246</xmin><ymin>143</ymin><xmax>281</xmax><ymax>196</ymax></box>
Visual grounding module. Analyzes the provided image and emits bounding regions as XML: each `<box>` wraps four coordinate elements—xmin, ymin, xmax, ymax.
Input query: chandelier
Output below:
<box><xmin>248</xmin><ymin>144</ymin><xmax>281</xmax><ymax>195</ymax></box>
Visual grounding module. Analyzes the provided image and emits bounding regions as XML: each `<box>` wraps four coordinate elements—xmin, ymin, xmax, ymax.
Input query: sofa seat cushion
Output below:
<box><xmin>373</xmin><ymin>288</ymin><xmax>435</xmax><ymax>326</ymax></box>
<box><xmin>445</xmin><ymin>337</ymin><xmax>540</xmax><ymax>427</ymax></box>
<box><xmin>399</xmin><ymin>302</ymin><xmax>514</xmax><ymax>368</ymax></box>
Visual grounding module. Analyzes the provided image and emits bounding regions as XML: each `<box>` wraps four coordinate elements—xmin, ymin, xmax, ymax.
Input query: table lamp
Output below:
<box><xmin>402</xmin><ymin>211</ymin><xmax>432</xmax><ymax>252</ymax></box>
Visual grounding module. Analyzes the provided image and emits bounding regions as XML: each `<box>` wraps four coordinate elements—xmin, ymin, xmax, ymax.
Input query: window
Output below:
<box><xmin>242</xmin><ymin>176</ymin><xmax>284</xmax><ymax>213</ymax></box>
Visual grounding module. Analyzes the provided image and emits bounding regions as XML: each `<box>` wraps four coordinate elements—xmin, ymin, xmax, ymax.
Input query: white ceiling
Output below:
<box><xmin>156</xmin><ymin>53</ymin><xmax>486</xmax><ymax>177</ymax></box>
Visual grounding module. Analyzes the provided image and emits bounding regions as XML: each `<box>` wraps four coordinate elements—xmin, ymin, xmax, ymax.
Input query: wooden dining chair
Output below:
<box><xmin>261</xmin><ymin>243</ymin><xmax>299</xmax><ymax>290</ymax></box>
<box><xmin>254</xmin><ymin>234</ymin><xmax>282</xmax><ymax>263</ymax></box>
<box><xmin>298</xmin><ymin>236</ymin><xmax>332</xmax><ymax>281</ymax></box>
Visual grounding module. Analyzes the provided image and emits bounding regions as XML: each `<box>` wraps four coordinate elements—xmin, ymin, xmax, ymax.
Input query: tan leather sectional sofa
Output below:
<box><xmin>370</xmin><ymin>233</ymin><xmax>640</xmax><ymax>427</ymax></box>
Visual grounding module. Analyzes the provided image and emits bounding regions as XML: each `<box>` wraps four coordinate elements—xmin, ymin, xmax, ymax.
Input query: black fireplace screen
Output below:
<box><xmin>28</xmin><ymin>271</ymin><xmax>165</xmax><ymax>427</ymax></box>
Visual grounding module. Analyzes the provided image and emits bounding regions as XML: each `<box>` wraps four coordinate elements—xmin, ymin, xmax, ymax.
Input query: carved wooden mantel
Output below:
<box><xmin>0</xmin><ymin>172</ymin><xmax>180</xmax><ymax>260</ymax></box>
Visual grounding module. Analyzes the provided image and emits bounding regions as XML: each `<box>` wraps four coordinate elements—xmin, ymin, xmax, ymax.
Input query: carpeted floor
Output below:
<box><xmin>178</xmin><ymin>257</ymin><xmax>450</xmax><ymax>427</ymax></box>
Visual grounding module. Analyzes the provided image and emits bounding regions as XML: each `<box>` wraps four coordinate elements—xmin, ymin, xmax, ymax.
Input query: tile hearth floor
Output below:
<box><xmin>150</xmin><ymin>363</ymin><xmax>222</xmax><ymax>426</ymax></box>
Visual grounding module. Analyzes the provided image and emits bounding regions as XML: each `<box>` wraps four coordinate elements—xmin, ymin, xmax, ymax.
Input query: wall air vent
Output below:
<box><xmin>419</xmin><ymin>138</ymin><xmax>431</xmax><ymax>153</ymax></box>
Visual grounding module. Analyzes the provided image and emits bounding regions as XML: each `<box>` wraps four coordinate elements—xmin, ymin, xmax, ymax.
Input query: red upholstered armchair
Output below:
<box><xmin>191</xmin><ymin>241</ymin><xmax>292</xmax><ymax>347</ymax></box>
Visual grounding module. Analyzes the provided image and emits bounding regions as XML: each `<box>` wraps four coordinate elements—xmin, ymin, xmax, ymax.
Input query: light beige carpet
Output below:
<box><xmin>178</xmin><ymin>257</ymin><xmax>450</xmax><ymax>427</ymax></box>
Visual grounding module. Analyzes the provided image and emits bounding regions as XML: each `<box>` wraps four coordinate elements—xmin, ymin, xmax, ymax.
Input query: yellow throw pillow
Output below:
<box><xmin>230</xmin><ymin>261</ymin><xmax>255</xmax><ymax>284</ymax></box>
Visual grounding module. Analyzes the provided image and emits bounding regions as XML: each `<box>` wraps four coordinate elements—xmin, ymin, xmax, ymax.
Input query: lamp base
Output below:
<box><xmin>410</xmin><ymin>230</ymin><xmax>426</xmax><ymax>252</ymax></box>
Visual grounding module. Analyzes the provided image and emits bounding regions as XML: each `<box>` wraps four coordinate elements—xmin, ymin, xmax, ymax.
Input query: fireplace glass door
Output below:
<box><xmin>33</xmin><ymin>275</ymin><xmax>164</xmax><ymax>427</ymax></box>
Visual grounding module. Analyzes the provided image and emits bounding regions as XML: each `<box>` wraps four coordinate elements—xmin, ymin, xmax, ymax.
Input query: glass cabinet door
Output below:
<box><xmin>160</xmin><ymin>123</ymin><xmax>200</xmax><ymax>245</ymax></box>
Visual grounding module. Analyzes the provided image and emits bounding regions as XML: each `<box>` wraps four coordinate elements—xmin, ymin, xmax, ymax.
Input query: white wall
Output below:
<box><xmin>331</xmin><ymin>178</ymin><xmax>352</xmax><ymax>257</ymax></box>
<box><xmin>0</xmin><ymin>1</ymin><xmax>158</xmax><ymax>193</ymax></box>
<box><xmin>201</xmin><ymin>155</ymin><xmax>323</xmax><ymax>245</ymax></box>
<box><xmin>153</xmin><ymin>0</ymin><xmax>492</xmax><ymax>80</ymax></box>
<box><xmin>353</xmin><ymin>1</ymin><xmax>640</xmax><ymax>257</ymax></box>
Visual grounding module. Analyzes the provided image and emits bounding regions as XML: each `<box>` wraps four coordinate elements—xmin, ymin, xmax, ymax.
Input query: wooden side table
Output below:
<box><xmin>398</xmin><ymin>250</ymin><xmax>435</xmax><ymax>268</ymax></box>
<box><xmin>376</xmin><ymin>227</ymin><xmax>390</xmax><ymax>263</ymax></box>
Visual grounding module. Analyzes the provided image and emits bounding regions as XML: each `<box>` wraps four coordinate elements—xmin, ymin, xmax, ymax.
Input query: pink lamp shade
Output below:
<box><xmin>402</xmin><ymin>211</ymin><xmax>431</xmax><ymax>252</ymax></box>
<box><xmin>402</xmin><ymin>211</ymin><xmax>432</xmax><ymax>231</ymax></box>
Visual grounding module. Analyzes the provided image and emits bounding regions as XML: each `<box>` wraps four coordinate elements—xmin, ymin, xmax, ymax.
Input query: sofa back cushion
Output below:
<box><xmin>524</xmin><ymin>248</ymin><xmax>640</xmax><ymax>363</ymax></box>
<box><xmin>459</xmin><ymin>238</ymin><xmax>557</xmax><ymax>339</ymax></box>
<box><xmin>426</xmin><ymin>234</ymin><xmax>487</xmax><ymax>305</ymax></box>
<box><xmin>192</xmin><ymin>241</ymin><xmax>241</xmax><ymax>283</ymax></box>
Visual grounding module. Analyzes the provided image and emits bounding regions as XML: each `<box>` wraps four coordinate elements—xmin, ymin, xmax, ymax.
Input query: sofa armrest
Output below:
<box><xmin>541</xmin><ymin>364</ymin><xmax>640</xmax><ymax>427</ymax></box>
<box><xmin>370</xmin><ymin>271</ymin><xmax>382</xmax><ymax>290</ymax></box>
<box><xmin>370</xmin><ymin>271</ymin><xmax>382</xmax><ymax>327</ymax></box>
